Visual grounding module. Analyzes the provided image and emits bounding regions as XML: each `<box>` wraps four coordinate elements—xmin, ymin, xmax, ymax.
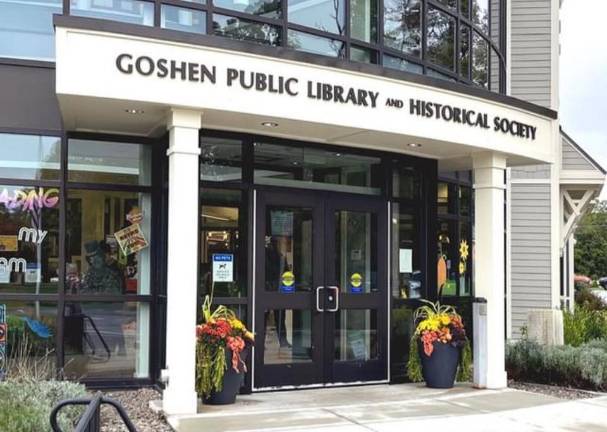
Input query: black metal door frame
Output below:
<box><xmin>253</xmin><ymin>188</ymin><xmax>388</xmax><ymax>389</ymax></box>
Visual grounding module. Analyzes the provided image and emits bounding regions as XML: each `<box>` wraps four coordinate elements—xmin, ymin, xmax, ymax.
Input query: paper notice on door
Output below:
<box><xmin>399</xmin><ymin>249</ymin><xmax>413</xmax><ymax>273</ymax></box>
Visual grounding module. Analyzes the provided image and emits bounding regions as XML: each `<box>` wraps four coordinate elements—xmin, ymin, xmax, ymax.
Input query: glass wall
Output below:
<box><xmin>0</xmin><ymin>133</ymin><xmax>157</xmax><ymax>384</ymax></box>
<box><xmin>437</xmin><ymin>171</ymin><xmax>473</xmax><ymax>297</ymax></box>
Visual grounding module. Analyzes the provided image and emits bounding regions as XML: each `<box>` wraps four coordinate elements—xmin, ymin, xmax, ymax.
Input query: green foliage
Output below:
<box><xmin>506</xmin><ymin>338</ymin><xmax>607</xmax><ymax>390</ymax></box>
<box><xmin>406</xmin><ymin>337</ymin><xmax>423</xmax><ymax>382</ymax></box>
<box><xmin>563</xmin><ymin>305</ymin><xmax>607</xmax><ymax>347</ymax></box>
<box><xmin>0</xmin><ymin>379</ymin><xmax>86</xmax><ymax>432</ymax></box>
<box><xmin>575</xmin><ymin>200</ymin><xmax>607</xmax><ymax>280</ymax></box>
<box><xmin>456</xmin><ymin>341</ymin><xmax>473</xmax><ymax>382</ymax></box>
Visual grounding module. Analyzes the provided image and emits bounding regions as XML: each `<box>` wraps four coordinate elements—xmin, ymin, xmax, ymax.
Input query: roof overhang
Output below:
<box><xmin>54</xmin><ymin>17</ymin><xmax>559</xmax><ymax>170</ymax></box>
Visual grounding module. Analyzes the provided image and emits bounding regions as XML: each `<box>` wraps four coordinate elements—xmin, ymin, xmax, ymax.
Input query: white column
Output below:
<box><xmin>162</xmin><ymin>109</ymin><xmax>202</xmax><ymax>415</ymax></box>
<box><xmin>473</xmin><ymin>152</ymin><xmax>508</xmax><ymax>389</ymax></box>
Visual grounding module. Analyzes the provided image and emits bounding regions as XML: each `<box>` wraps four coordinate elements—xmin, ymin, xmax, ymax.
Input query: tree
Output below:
<box><xmin>575</xmin><ymin>200</ymin><xmax>607</xmax><ymax>279</ymax></box>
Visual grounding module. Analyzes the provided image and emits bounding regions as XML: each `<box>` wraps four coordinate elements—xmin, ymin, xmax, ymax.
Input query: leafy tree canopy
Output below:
<box><xmin>575</xmin><ymin>200</ymin><xmax>607</xmax><ymax>279</ymax></box>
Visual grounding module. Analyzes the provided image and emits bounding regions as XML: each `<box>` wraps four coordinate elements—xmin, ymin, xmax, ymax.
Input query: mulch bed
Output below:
<box><xmin>508</xmin><ymin>380</ymin><xmax>603</xmax><ymax>400</ymax></box>
<box><xmin>97</xmin><ymin>388</ymin><xmax>173</xmax><ymax>432</ymax></box>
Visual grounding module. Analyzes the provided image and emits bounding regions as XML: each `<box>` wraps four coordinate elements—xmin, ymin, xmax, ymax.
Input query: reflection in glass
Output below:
<box><xmin>427</xmin><ymin>69</ymin><xmax>456</xmax><ymax>82</ymax></box>
<box><xmin>68</xmin><ymin>139</ymin><xmax>152</xmax><ymax>186</ymax></box>
<box><xmin>200</xmin><ymin>194</ymin><xmax>244</xmax><ymax>297</ymax></box>
<box><xmin>254</xmin><ymin>143</ymin><xmax>381</xmax><ymax>194</ymax></box>
<box><xmin>438</xmin><ymin>220</ymin><xmax>457</xmax><ymax>296</ymax></box>
<box><xmin>334</xmin><ymin>210</ymin><xmax>377</xmax><ymax>294</ymax></box>
<box><xmin>390</xmin><ymin>305</ymin><xmax>414</xmax><ymax>379</ymax></box>
<box><xmin>460</xmin><ymin>0</ymin><xmax>470</xmax><ymax>17</ymax></box>
<box><xmin>436</xmin><ymin>0</ymin><xmax>455</xmax><ymax>8</ymax></box>
<box><xmin>0</xmin><ymin>134</ymin><xmax>60</xmax><ymax>180</ymax></box>
<box><xmin>213</xmin><ymin>15</ymin><xmax>281</xmax><ymax>46</ymax></box>
<box><xmin>459</xmin><ymin>24</ymin><xmax>470</xmax><ymax>79</ymax></box>
<box><xmin>426</xmin><ymin>7</ymin><xmax>455</xmax><ymax>71</ymax></box>
<box><xmin>265</xmin><ymin>207</ymin><xmax>313</xmax><ymax>293</ymax></box>
<box><xmin>214</xmin><ymin>0</ymin><xmax>280</xmax><ymax>17</ymax></box>
<box><xmin>65</xmin><ymin>190</ymin><xmax>152</xmax><ymax>295</ymax></box>
<box><xmin>264</xmin><ymin>309</ymin><xmax>312</xmax><ymax>364</ymax></box>
<box><xmin>391</xmin><ymin>207</ymin><xmax>421</xmax><ymax>299</ymax></box>
<box><xmin>472</xmin><ymin>32</ymin><xmax>488</xmax><ymax>88</ymax></box>
<box><xmin>63</xmin><ymin>302</ymin><xmax>150</xmax><ymax>379</ymax></box>
<box><xmin>287</xmin><ymin>30</ymin><xmax>345</xmax><ymax>58</ymax></box>
<box><xmin>4</xmin><ymin>301</ymin><xmax>56</xmax><ymax>373</ymax></box>
<box><xmin>288</xmin><ymin>0</ymin><xmax>345</xmax><ymax>35</ymax></box>
<box><xmin>350</xmin><ymin>0</ymin><xmax>377</xmax><ymax>43</ymax></box>
<box><xmin>70</xmin><ymin>0</ymin><xmax>154</xmax><ymax>26</ymax></box>
<box><xmin>383</xmin><ymin>0</ymin><xmax>421</xmax><ymax>56</ymax></box>
<box><xmin>473</xmin><ymin>0</ymin><xmax>489</xmax><ymax>31</ymax></box>
<box><xmin>351</xmin><ymin>46</ymin><xmax>376</xmax><ymax>64</ymax></box>
<box><xmin>161</xmin><ymin>5</ymin><xmax>206</xmax><ymax>34</ymax></box>
<box><xmin>0</xmin><ymin>186</ymin><xmax>59</xmax><ymax>294</ymax></box>
<box><xmin>335</xmin><ymin>309</ymin><xmax>377</xmax><ymax>361</ymax></box>
<box><xmin>392</xmin><ymin>164</ymin><xmax>421</xmax><ymax>199</ymax></box>
<box><xmin>0</xmin><ymin>0</ymin><xmax>62</xmax><ymax>60</ymax></box>
<box><xmin>459</xmin><ymin>186</ymin><xmax>472</xmax><ymax>217</ymax></box>
<box><xmin>437</xmin><ymin>182</ymin><xmax>449</xmax><ymax>214</ymax></box>
<box><xmin>383</xmin><ymin>55</ymin><xmax>423</xmax><ymax>74</ymax></box>
<box><xmin>201</xmin><ymin>137</ymin><xmax>243</xmax><ymax>182</ymax></box>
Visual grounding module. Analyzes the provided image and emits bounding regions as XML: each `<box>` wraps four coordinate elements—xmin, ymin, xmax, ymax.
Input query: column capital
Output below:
<box><xmin>473</xmin><ymin>151</ymin><xmax>507</xmax><ymax>191</ymax></box>
<box><xmin>167</xmin><ymin>108</ymin><xmax>203</xmax><ymax>130</ymax></box>
<box><xmin>472</xmin><ymin>151</ymin><xmax>508</xmax><ymax>170</ymax></box>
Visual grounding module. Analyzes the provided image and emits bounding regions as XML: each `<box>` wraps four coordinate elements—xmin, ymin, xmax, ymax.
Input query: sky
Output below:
<box><xmin>560</xmin><ymin>1</ymin><xmax>607</xmax><ymax>198</ymax></box>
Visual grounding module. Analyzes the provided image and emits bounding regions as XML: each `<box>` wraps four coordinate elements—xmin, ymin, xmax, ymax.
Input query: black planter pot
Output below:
<box><xmin>418</xmin><ymin>340</ymin><xmax>460</xmax><ymax>389</ymax></box>
<box><xmin>203</xmin><ymin>347</ymin><xmax>249</xmax><ymax>405</ymax></box>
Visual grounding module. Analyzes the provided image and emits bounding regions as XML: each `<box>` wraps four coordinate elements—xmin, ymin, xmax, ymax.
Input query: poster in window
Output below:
<box><xmin>271</xmin><ymin>211</ymin><xmax>293</xmax><ymax>236</ymax></box>
<box><xmin>0</xmin><ymin>236</ymin><xmax>17</xmax><ymax>252</ymax></box>
<box><xmin>114</xmin><ymin>224</ymin><xmax>149</xmax><ymax>256</ymax></box>
<box><xmin>399</xmin><ymin>248</ymin><xmax>413</xmax><ymax>273</ymax></box>
<box><xmin>25</xmin><ymin>263</ymin><xmax>41</xmax><ymax>284</ymax></box>
<box><xmin>212</xmin><ymin>254</ymin><xmax>234</xmax><ymax>283</ymax></box>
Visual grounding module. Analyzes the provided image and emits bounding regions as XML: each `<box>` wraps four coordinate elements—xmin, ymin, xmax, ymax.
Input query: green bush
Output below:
<box><xmin>575</xmin><ymin>288</ymin><xmax>607</xmax><ymax>311</ymax></box>
<box><xmin>563</xmin><ymin>306</ymin><xmax>607</xmax><ymax>346</ymax></box>
<box><xmin>0</xmin><ymin>379</ymin><xmax>87</xmax><ymax>432</ymax></box>
<box><xmin>506</xmin><ymin>339</ymin><xmax>607</xmax><ymax>390</ymax></box>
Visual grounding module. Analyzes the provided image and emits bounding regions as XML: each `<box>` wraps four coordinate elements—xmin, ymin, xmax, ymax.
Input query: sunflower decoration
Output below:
<box><xmin>459</xmin><ymin>240</ymin><xmax>469</xmax><ymax>275</ymax></box>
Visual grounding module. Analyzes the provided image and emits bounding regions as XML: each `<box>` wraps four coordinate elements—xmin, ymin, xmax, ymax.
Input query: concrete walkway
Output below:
<box><xmin>166</xmin><ymin>384</ymin><xmax>607</xmax><ymax>432</ymax></box>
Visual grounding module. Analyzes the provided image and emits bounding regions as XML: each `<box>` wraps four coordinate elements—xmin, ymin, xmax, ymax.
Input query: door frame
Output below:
<box><xmin>251</xmin><ymin>186</ymin><xmax>389</xmax><ymax>391</ymax></box>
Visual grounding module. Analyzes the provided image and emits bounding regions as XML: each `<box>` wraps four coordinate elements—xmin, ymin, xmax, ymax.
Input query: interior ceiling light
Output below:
<box><xmin>408</xmin><ymin>143</ymin><xmax>422</xmax><ymax>148</ymax></box>
<box><xmin>125</xmin><ymin>108</ymin><xmax>144</xmax><ymax>115</ymax></box>
<box><xmin>261</xmin><ymin>121</ymin><xmax>279</xmax><ymax>128</ymax></box>
<box><xmin>202</xmin><ymin>214</ymin><xmax>230</xmax><ymax>221</ymax></box>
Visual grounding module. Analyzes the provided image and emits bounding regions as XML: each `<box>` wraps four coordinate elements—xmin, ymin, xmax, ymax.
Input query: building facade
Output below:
<box><xmin>0</xmin><ymin>0</ymin><xmax>596</xmax><ymax>416</ymax></box>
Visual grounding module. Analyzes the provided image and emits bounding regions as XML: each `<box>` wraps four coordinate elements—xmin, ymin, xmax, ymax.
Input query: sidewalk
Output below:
<box><xmin>165</xmin><ymin>384</ymin><xmax>607</xmax><ymax>431</ymax></box>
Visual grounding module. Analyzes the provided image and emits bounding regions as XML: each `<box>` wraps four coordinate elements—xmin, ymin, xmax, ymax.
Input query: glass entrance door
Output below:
<box><xmin>254</xmin><ymin>190</ymin><xmax>387</xmax><ymax>389</ymax></box>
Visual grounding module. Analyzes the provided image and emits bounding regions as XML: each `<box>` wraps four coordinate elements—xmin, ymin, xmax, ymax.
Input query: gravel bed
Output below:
<box><xmin>96</xmin><ymin>388</ymin><xmax>173</xmax><ymax>432</ymax></box>
<box><xmin>508</xmin><ymin>380</ymin><xmax>603</xmax><ymax>400</ymax></box>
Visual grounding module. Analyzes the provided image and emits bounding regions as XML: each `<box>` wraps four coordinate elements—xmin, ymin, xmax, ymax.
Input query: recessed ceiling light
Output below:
<box><xmin>408</xmin><ymin>143</ymin><xmax>422</xmax><ymax>148</ymax></box>
<box><xmin>261</xmin><ymin>121</ymin><xmax>279</xmax><ymax>128</ymax></box>
<box><xmin>335</xmin><ymin>153</ymin><xmax>342</xmax><ymax>157</ymax></box>
<box><xmin>125</xmin><ymin>108</ymin><xmax>144</xmax><ymax>115</ymax></box>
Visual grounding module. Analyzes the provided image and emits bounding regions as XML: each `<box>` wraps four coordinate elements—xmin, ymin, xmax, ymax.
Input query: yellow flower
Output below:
<box><xmin>459</xmin><ymin>261</ymin><xmax>466</xmax><ymax>274</ymax></box>
<box><xmin>459</xmin><ymin>240</ymin><xmax>469</xmax><ymax>261</ymax></box>
<box><xmin>439</xmin><ymin>313</ymin><xmax>451</xmax><ymax>326</ymax></box>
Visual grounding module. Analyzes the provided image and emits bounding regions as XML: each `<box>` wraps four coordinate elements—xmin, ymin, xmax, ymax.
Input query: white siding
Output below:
<box><xmin>510</xmin><ymin>182</ymin><xmax>553</xmax><ymax>338</ymax></box>
<box><xmin>510</xmin><ymin>0</ymin><xmax>553</xmax><ymax>108</ymax></box>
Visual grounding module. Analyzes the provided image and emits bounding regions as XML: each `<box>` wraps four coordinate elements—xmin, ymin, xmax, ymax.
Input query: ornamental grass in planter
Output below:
<box><xmin>406</xmin><ymin>300</ymin><xmax>472</xmax><ymax>388</ymax></box>
<box><xmin>195</xmin><ymin>293</ymin><xmax>254</xmax><ymax>405</ymax></box>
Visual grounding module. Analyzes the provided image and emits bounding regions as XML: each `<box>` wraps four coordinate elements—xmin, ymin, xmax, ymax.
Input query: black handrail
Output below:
<box><xmin>50</xmin><ymin>393</ymin><xmax>138</xmax><ymax>432</ymax></box>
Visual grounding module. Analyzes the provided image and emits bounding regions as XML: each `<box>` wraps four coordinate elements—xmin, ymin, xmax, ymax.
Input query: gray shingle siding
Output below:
<box><xmin>510</xmin><ymin>0</ymin><xmax>553</xmax><ymax>108</ymax></box>
<box><xmin>561</xmin><ymin>135</ymin><xmax>595</xmax><ymax>171</ymax></box>
<box><xmin>510</xmin><ymin>182</ymin><xmax>552</xmax><ymax>338</ymax></box>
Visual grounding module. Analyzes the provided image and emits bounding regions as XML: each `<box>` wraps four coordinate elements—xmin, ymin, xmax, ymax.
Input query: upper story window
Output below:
<box><xmin>0</xmin><ymin>0</ymin><xmax>62</xmax><ymax>60</ymax></box>
<box><xmin>0</xmin><ymin>0</ymin><xmax>504</xmax><ymax>93</ymax></box>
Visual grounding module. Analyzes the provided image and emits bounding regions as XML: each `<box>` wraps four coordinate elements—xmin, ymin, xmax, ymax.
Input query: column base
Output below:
<box><xmin>162</xmin><ymin>389</ymin><xmax>199</xmax><ymax>416</ymax></box>
<box><xmin>483</xmin><ymin>370</ymin><xmax>508</xmax><ymax>389</ymax></box>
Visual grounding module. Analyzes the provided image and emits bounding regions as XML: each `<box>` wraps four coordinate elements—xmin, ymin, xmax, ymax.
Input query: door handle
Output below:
<box><xmin>316</xmin><ymin>286</ymin><xmax>325</xmax><ymax>312</ymax></box>
<box><xmin>327</xmin><ymin>286</ymin><xmax>339</xmax><ymax>312</ymax></box>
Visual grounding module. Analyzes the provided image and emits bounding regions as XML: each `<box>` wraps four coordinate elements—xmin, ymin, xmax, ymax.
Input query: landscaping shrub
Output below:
<box><xmin>563</xmin><ymin>306</ymin><xmax>607</xmax><ymax>346</ymax></box>
<box><xmin>575</xmin><ymin>288</ymin><xmax>607</xmax><ymax>311</ymax></box>
<box><xmin>0</xmin><ymin>379</ymin><xmax>87</xmax><ymax>432</ymax></box>
<box><xmin>506</xmin><ymin>338</ymin><xmax>607</xmax><ymax>390</ymax></box>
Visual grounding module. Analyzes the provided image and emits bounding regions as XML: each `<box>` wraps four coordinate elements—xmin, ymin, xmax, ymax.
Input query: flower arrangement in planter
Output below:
<box><xmin>406</xmin><ymin>300</ymin><xmax>472</xmax><ymax>388</ymax></box>
<box><xmin>196</xmin><ymin>294</ymin><xmax>254</xmax><ymax>405</ymax></box>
